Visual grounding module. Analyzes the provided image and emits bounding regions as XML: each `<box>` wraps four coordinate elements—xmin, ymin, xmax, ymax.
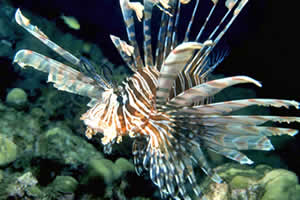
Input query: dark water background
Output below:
<box><xmin>1</xmin><ymin>0</ymin><xmax>299</xmax><ymax>189</ymax></box>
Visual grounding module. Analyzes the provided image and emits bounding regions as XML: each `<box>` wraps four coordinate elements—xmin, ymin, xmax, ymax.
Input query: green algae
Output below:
<box><xmin>203</xmin><ymin>163</ymin><xmax>300</xmax><ymax>200</ymax></box>
<box><xmin>50</xmin><ymin>176</ymin><xmax>78</xmax><ymax>194</ymax></box>
<box><xmin>0</xmin><ymin>135</ymin><xmax>17</xmax><ymax>167</ymax></box>
<box><xmin>6</xmin><ymin>88</ymin><xmax>28</xmax><ymax>109</ymax></box>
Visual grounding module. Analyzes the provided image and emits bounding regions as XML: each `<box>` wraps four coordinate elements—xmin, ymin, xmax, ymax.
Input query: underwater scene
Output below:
<box><xmin>1</xmin><ymin>0</ymin><xmax>300</xmax><ymax>199</ymax></box>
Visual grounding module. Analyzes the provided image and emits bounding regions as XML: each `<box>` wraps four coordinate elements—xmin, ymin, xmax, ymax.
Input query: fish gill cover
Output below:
<box><xmin>0</xmin><ymin>0</ymin><xmax>300</xmax><ymax>200</ymax></box>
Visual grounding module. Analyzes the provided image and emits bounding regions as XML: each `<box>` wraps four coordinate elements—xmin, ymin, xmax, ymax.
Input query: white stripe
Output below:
<box><xmin>145</xmin><ymin>126</ymin><xmax>159</xmax><ymax>148</ymax></box>
<box><xmin>114</xmin><ymin>104</ymin><xmax>122</xmax><ymax>131</ymax></box>
<box><xmin>125</xmin><ymin>83</ymin><xmax>150</xmax><ymax>116</ymax></box>
<box><xmin>134</xmin><ymin>73</ymin><xmax>153</xmax><ymax>98</ymax></box>
<box><xmin>131</xmin><ymin>77</ymin><xmax>152</xmax><ymax>106</ymax></box>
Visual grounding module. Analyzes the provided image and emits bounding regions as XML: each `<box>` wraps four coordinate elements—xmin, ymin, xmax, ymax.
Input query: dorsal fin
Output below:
<box><xmin>162</xmin><ymin>0</ymin><xmax>178</xmax><ymax>61</ymax></box>
<box><xmin>143</xmin><ymin>0</ymin><xmax>154</xmax><ymax>67</ymax></box>
<box><xmin>156</xmin><ymin>42</ymin><xmax>207</xmax><ymax>107</ymax></box>
<box><xmin>155</xmin><ymin>0</ymin><xmax>251</xmax><ymax>107</ymax></box>
<box><xmin>117</xmin><ymin>0</ymin><xmax>250</xmax><ymax>108</ymax></box>
<box><xmin>110</xmin><ymin>35</ymin><xmax>137</xmax><ymax>72</ymax></box>
<box><xmin>195</xmin><ymin>0</ymin><xmax>218</xmax><ymax>42</ymax></box>
<box><xmin>183</xmin><ymin>0</ymin><xmax>200</xmax><ymax>42</ymax></box>
<box><xmin>154</xmin><ymin>12</ymin><xmax>169</xmax><ymax>70</ymax></box>
<box><xmin>120</xmin><ymin>0</ymin><xmax>144</xmax><ymax>69</ymax></box>
<box><xmin>193</xmin><ymin>0</ymin><xmax>247</xmax><ymax>77</ymax></box>
<box><xmin>171</xmin><ymin>1</ymin><xmax>181</xmax><ymax>49</ymax></box>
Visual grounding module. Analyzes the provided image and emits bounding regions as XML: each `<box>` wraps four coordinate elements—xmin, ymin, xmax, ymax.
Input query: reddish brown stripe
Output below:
<box><xmin>148</xmin><ymin>66</ymin><xmax>159</xmax><ymax>79</ymax></box>
<box><xmin>127</xmin><ymin>80</ymin><xmax>151</xmax><ymax>115</ymax></box>
<box><xmin>125</xmin><ymin>103</ymin><xmax>144</xmax><ymax>119</ymax></box>
<box><xmin>117</xmin><ymin>106</ymin><xmax>127</xmax><ymax>135</ymax></box>
<box><xmin>138</xmin><ymin>68</ymin><xmax>156</xmax><ymax>95</ymax></box>
<box><xmin>114</xmin><ymin>111</ymin><xmax>121</xmax><ymax>134</ymax></box>
<box><xmin>123</xmin><ymin>108</ymin><xmax>133</xmax><ymax>130</ymax></box>
<box><xmin>150</xmin><ymin>114</ymin><xmax>170</xmax><ymax>121</ymax></box>
<box><xmin>108</xmin><ymin>105</ymin><xmax>114</xmax><ymax>126</ymax></box>
<box><xmin>100</xmin><ymin>103</ymin><xmax>110</xmax><ymax>121</ymax></box>
<box><xmin>145</xmin><ymin>122</ymin><xmax>166</xmax><ymax>148</ymax></box>
<box><xmin>131</xmin><ymin>77</ymin><xmax>152</xmax><ymax>108</ymax></box>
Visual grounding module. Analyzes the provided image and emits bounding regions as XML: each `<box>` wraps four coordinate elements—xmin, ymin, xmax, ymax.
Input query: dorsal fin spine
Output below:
<box><xmin>110</xmin><ymin>35</ymin><xmax>137</xmax><ymax>72</ymax></box>
<box><xmin>120</xmin><ymin>0</ymin><xmax>144</xmax><ymax>69</ymax></box>
<box><xmin>163</xmin><ymin>4</ymin><xmax>178</xmax><ymax>62</ymax></box>
<box><xmin>195</xmin><ymin>0</ymin><xmax>218</xmax><ymax>42</ymax></box>
<box><xmin>143</xmin><ymin>0</ymin><xmax>154</xmax><ymax>67</ymax></box>
<box><xmin>196</xmin><ymin>0</ymin><xmax>249</xmax><ymax>76</ymax></box>
<box><xmin>155</xmin><ymin>13</ymin><xmax>169</xmax><ymax>70</ymax></box>
<box><xmin>183</xmin><ymin>0</ymin><xmax>200</xmax><ymax>42</ymax></box>
<box><xmin>214</xmin><ymin>0</ymin><xmax>248</xmax><ymax>45</ymax></box>
<box><xmin>171</xmin><ymin>1</ymin><xmax>181</xmax><ymax>49</ymax></box>
<box><xmin>192</xmin><ymin>0</ymin><xmax>249</xmax><ymax>77</ymax></box>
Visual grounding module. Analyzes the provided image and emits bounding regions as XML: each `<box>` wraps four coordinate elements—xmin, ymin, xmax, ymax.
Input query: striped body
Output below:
<box><xmin>13</xmin><ymin>1</ymin><xmax>300</xmax><ymax>200</ymax></box>
<box><xmin>80</xmin><ymin>66</ymin><xmax>175</xmax><ymax>150</ymax></box>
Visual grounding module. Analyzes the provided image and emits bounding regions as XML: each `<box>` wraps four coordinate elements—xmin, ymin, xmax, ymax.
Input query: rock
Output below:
<box><xmin>0</xmin><ymin>106</ymin><xmax>41</xmax><ymax>153</ymax></box>
<box><xmin>30</xmin><ymin>107</ymin><xmax>46</xmax><ymax>119</ymax></box>
<box><xmin>202</xmin><ymin>163</ymin><xmax>300</xmax><ymax>200</ymax></box>
<box><xmin>7</xmin><ymin>172</ymin><xmax>39</xmax><ymax>198</ymax></box>
<box><xmin>205</xmin><ymin>182</ymin><xmax>229</xmax><ymax>200</ymax></box>
<box><xmin>0</xmin><ymin>101</ymin><xmax>6</xmax><ymax>111</ymax></box>
<box><xmin>261</xmin><ymin>169</ymin><xmax>300</xmax><ymax>200</ymax></box>
<box><xmin>289</xmin><ymin>185</ymin><xmax>300</xmax><ymax>200</ymax></box>
<box><xmin>0</xmin><ymin>135</ymin><xmax>17</xmax><ymax>166</ymax></box>
<box><xmin>0</xmin><ymin>170</ymin><xmax>3</xmax><ymax>183</ymax></box>
<box><xmin>50</xmin><ymin>176</ymin><xmax>78</xmax><ymax>194</ymax></box>
<box><xmin>230</xmin><ymin>175</ymin><xmax>254</xmax><ymax>189</ymax></box>
<box><xmin>42</xmin><ymin>126</ymin><xmax>103</xmax><ymax>165</ymax></box>
<box><xmin>114</xmin><ymin>157</ymin><xmax>135</xmax><ymax>177</ymax></box>
<box><xmin>26</xmin><ymin>186</ymin><xmax>44</xmax><ymax>198</ymax></box>
<box><xmin>86</xmin><ymin>158</ymin><xmax>134</xmax><ymax>186</ymax></box>
<box><xmin>88</xmin><ymin>158</ymin><xmax>118</xmax><ymax>184</ymax></box>
<box><xmin>6</xmin><ymin>88</ymin><xmax>28</xmax><ymax>109</ymax></box>
<box><xmin>81</xmin><ymin>158</ymin><xmax>139</xmax><ymax>199</ymax></box>
<box><xmin>16</xmin><ymin>172</ymin><xmax>38</xmax><ymax>188</ymax></box>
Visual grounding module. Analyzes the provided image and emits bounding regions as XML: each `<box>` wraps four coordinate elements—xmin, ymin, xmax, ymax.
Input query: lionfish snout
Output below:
<box><xmin>80</xmin><ymin>91</ymin><xmax>122</xmax><ymax>145</ymax></box>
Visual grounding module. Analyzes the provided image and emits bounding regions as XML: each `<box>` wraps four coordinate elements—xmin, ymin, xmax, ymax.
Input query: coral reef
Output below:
<box><xmin>202</xmin><ymin>163</ymin><xmax>300</xmax><ymax>200</ymax></box>
<box><xmin>0</xmin><ymin>134</ymin><xmax>17</xmax><ymax>167</ymax></box>
<box><xmin>0</xmin><ymin>4</ymin><xmax>150</xmax><ymax>193</ymax></box>
<box><xmin>5</xmin><ymin>88</ymin><xmax>28</xmax><ymax>109</ymax></box>
<box><xmin>84</xmin><ymin>157</ymin><xmax>134</xmax><ymax>185</ymax></box>
<box><xmin>6</xmin><ymin>172</ymin><xmax>39</xmax><ymax>198</ymax></box>
<box><xmin>0</xmin><ymin>95</ymin><xmax>151</xmax><ymax>199</ymax></box>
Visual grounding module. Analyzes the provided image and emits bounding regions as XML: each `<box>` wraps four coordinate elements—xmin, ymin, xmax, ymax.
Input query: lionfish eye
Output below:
<box><xmin>117</xmin><ymin>95</ymin><xmax>123</xmax><ymax>104</ymax></box>
<box><xmin>79</xmin><ymin>56</ymin><xmax>112</xmax><ymax>89</ymax></box>
<box><xmin>101</xmin><ymin>63</ymin><xmax>120</xmax><ymax>90</ymax></box>
<box><xmin>101</xmin><ymin>64</ymin><xmax>113</xmax><ymax>83</ymax></box>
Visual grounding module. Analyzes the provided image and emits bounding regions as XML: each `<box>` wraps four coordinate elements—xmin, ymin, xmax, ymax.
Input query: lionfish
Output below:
<box><xmin>13</xmin><ymin>0</ymin><xmax>300</xmax><ymax>199</ymax></box>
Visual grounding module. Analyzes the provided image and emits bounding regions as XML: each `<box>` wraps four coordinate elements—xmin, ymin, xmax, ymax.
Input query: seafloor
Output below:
<box><xmin>0</xmin><ymin>0</ymin><xmax>300</xmax><ymax>200</ymax></box>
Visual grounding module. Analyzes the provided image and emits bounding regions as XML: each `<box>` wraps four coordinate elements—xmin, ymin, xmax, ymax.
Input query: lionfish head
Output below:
<box><xmin>80</xmin><ymin>88</ymin><xmax>123</xmax><ymax>147</ymax></box>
